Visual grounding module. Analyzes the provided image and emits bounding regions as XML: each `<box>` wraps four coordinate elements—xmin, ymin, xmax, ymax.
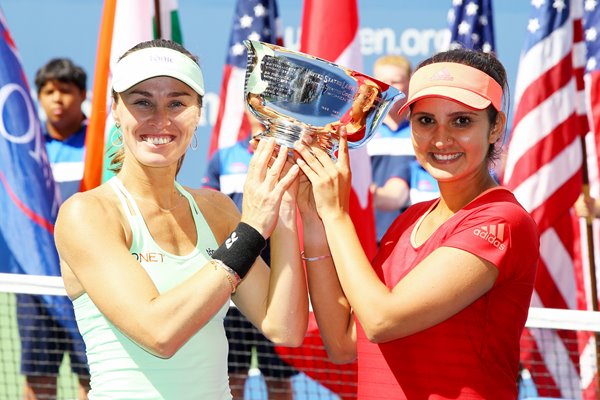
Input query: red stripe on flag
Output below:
<box><xmin>529</xmin><ymin>175</ymin><xmax>582</xmax><ymax>233</ymax></box>
<box><xmin>0</xmin><ymin>172</ymin><xmax>54</xmax><ymax>234</ymax></box>
<box><xmin>506</xmin><ymin>118</ymin><xmax>581</xmax><ymax>193</ymax></box>
<box><xmin>512</xmin><ymin>56</ymin><xmax>574</xmax><ymax>125</ymax></box>
<box><xmin>208</xmin><ymin>64</ymin><xmax>235</xmax><ymax>158</ymax></box>
<box><xmin>299</xmin><ymin>0</ymin><xmax>358</xmax><ymax>63</ymax></box>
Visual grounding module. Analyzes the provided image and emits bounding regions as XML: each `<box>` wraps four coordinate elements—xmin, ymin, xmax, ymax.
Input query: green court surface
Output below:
<box><xmin>0</xmin><ymin>292</ymin><xmax>79</xmax><ymax>399</ymax></box>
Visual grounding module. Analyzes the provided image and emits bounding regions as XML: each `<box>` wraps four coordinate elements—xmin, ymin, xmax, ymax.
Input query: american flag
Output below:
<box><xmin>583</xmin><ymin>0</ymin><xmax>600</xmax><ymax>200</ymax></box>
<box><xmin>446</xmin><ymin>0</ymin><xmax>495</xmax><ymax>53</ymax></box>
<box><xmin>581</xmin><ymin>1</ymin><xmax>600</xmax><ymax>396</ymax></box>
<box><xmin>207</xmin><ymin>0</ymin><xmax>282</xmax><ymax>157</ymax></box>
<box><xmin>502</xmin><ymin>0</ymin><xmax>597</xmax><ymax>397</ymax></box>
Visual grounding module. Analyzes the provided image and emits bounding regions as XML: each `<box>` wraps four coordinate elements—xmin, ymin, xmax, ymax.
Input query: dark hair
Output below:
<box><xmin>414</xmin><ymin>49</ymin><xmax>510</xmax><ymax>164</ymax></box>
<box><xmin>109</xmin><ymin>39</ymin><xmax>203</xmax><ymax>175</ymax></box>
<box><xmin>34</xmin><ymin>58</ymin><xmax>87</xmax><ymax>94</ymax></box>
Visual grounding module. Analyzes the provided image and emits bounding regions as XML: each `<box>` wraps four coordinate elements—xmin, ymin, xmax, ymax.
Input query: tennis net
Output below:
<box><xmin>1</xmin><ymin>272</ymin><xmax>599</xmax><ymax>399</ymax></box>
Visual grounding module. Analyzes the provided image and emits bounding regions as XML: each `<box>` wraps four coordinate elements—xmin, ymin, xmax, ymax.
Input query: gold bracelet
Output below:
<box><xmin>301</xmin><ymin>251</ymin><xmax>332</xmax><ymax>262</ymax></box>
<box><xmin>210</xmin><ymin>260</ymin><xmax>240</xmax><ymax>294</ymax></box>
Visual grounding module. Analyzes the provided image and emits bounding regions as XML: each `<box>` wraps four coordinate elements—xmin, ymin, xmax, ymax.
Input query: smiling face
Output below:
<box><xmin>112</xmin><ymin>76</ymin><xmax>201</xmax><ymax>170</ymax></box>
<box><xmin>409</xmin><ymin>97</ymin><xmax>504</xmax><ymax>185</ymax></box>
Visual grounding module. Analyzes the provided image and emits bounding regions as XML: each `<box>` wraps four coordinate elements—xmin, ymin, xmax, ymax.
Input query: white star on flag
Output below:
<box><xmin>248</xmin><ymin>31</ymin><xmax>261</xmax><ymax>41</ymax></box>
<box><xmin>231</xmin><ymin>42</ymin><xmax>245</xmax><ymax>56</ymax></box>
<box><xmin>466</xmin><ymin>2</ymin><xmax>479</xmax><ymax>16</ymax></box>
<box><xmin>254</xmin><ymin>4</ymin><xmax>266</xmax><ymax>16</ymax></box>
<box><xmin>240</xmin><ymin>14</ymin><xmax>253</xmax><ymax>28</ymax></box>
<box><xmin>532</xmin><ymin>0</ymin><xmax>545</xmax><ymax>9</ymax></box>
<box><xmin>458</xmin><ymin>20</ymin><xmax>471</xmax><ymax>35</ymax></box>
<box><xmin>553</xmin><ymin>0</ymin><xmax>567</xmax><ymax>12</ymax></box>
<box><xmin>528</xmin><ymin>18</ymin><xmax>541</xmax><ymax>33</ymax></box>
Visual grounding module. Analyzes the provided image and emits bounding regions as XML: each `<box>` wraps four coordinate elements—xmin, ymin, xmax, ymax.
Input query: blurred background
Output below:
<box><xmin>0</xmin><ymin>0</ymin><xmax>530</xmax><ymax>187</ymax></box>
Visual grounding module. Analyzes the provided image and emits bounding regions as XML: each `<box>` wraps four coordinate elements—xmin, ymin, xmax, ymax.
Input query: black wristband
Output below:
<box><xmin>212</xmin><ymin>222</ymin><xmax>267</xmax><ymax>279</ymax></box>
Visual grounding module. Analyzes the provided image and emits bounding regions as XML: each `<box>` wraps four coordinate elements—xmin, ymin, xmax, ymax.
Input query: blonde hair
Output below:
<box><xmin>374</xmin><ymin>55</ymin><xmax>412</xmax><ymax>76</ymax></box>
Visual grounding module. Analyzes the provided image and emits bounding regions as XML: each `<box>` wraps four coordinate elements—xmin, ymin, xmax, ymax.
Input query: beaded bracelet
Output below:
<box><xmin>301</xmin><ymin>251</ymin><xmax>332</xmax><ymax>262</ymax></box>
<box><xmin>210</xmin><ymin>259</ymin><xmax>241</xmax><ymax>294</ymax></box>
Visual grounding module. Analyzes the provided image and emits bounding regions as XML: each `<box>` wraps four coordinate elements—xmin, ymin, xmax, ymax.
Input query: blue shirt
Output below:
<box><xmin>202</xmin><ymin>138</ymin><xmax>271</xmax><ymax>264</ymax></box>
<box><xmin>367</xmin><ymin>120</ymin><xmax>415</xmax><ymax>242</ymax></box>
<box><xmin>409</xmin><ymin>160</ymin><xmax>439</xmax><ymax>205</ymax></box>
<box><xmin>44</xmin><ymin>123</ymin><xmax>87</xmax><ymax>204</ymax></box>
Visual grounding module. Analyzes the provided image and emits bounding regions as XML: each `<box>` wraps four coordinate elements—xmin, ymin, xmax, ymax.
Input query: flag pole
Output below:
<box><xmin>580</xmin><ymin>136</ymin><xmax>600</xmax><ymax>382</ymax></box>
<box><xmin>154</xmin><ymin>0</ymin><xmax>162</xmax><ymax>38</ymax></box>
<box><xmin>80</xmin><ymin>0</ymin><xmax>117</xmax><ymax>192</ymax></box>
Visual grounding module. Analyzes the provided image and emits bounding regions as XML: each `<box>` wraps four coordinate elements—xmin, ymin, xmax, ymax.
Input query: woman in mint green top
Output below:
<box><xmin>55</xmin><ymin>39</ymin><xmax>308</xmax><ymax>399</ymax></box>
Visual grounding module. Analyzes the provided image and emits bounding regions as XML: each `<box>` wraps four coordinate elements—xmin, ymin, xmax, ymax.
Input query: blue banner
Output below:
<box><xmin>0</xmin><ymin>9</ymin><xmax>75</xmax><ymax>328</ymax></box>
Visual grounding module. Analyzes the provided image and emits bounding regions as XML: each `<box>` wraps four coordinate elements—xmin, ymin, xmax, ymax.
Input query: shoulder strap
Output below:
<box><xmin>107</xmin><ymin>177</ymin><xmax>145</xmax><ymax>250</ymax></box>
<box><xmin>174</xmin><ymin>182</ymin><xmax>219</xmax><ymax>251</ymax></box>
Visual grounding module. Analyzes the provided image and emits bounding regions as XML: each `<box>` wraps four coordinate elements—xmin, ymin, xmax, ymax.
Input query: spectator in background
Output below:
<box><xmin>366</xmin><ymin>55</ymin><xmax>415</xmax><ymax>244</ymax></box>
<box><xmin>367</xmin><ymin>55</ymin><xmax>440</xmax><ymax>245</ymax></box>
<box><xmin>16</xmin><ymin>58</ymin><xmax>90</xmax><ymax>399</ymax></box>
<box><xmin>202</xmin><ymin>110</ymin><xmax>299</xmax><ymax>400</ymax></box>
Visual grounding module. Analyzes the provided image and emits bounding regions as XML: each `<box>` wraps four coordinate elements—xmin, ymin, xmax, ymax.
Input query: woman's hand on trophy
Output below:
<box><xmin>293</xmin><ymin>127</ymin><xmax>352</xmax><ymax>221</ymax></box>
<box><xmin>241</xmin><ymin>137</ymin><xmax>299</xmax><ymax>239</ymax></box>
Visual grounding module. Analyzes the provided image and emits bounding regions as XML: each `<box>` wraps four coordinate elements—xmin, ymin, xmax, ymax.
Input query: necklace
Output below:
<box><xmin>135</xmin><ymin>191</ymin><xmax>185</xmax><ymax>213</ymax></box>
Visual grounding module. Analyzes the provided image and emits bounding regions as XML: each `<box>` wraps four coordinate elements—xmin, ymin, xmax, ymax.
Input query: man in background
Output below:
<box><xmin>17</xmin><ymin>58</ymin><xmax>90</xmax><ymax>400</ymax></box>
<box><xmin>367</xmin><ymin>55</ymin><xmax>414</xmax><ymax>244</ymax></box>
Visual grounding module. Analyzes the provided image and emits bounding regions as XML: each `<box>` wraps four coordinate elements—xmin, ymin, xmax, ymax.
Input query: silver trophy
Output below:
<box><xmin>244</xmin><ymin>40</ymin><xmax>404</xmax><ymax>157</ymax></box>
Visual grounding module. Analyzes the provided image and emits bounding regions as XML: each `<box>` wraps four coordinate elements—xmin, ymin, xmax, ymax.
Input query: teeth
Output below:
<box><xmin>144</xmin><ymin>136</ymin><xmax>172</xmax><ymax>145</ymax></box>
<box><xmin>433</xmin><ymin>153</ymin><xmax>461</xmax><ymax>161</ymax></box>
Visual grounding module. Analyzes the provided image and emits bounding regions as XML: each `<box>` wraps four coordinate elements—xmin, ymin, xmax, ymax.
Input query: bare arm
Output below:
<box><xmin>372</xmin><ymin>177</ymin><xmax>409</xmax><ymax>211</ymax></box>
<box><xmin>229</xmin><ymin>140</ymin><xmax>308</xmax><ymax>346</ymax></box>
<box><xmin>294</xmin><ymin>131</ymin><xmax>498</xmax><ymax>344</ymax></box>
<box><xmin>302</xmin><ymin>212</ymin><xmax>357</xmax><ymax>363</ymax></box>
<box><xmin>296</xmin><ymin>164</ymin><xmax>356</xmax><ymax>363</ymax></box>
<box><xmin>233</xmin><ymin>189</ymin><xmax>308</xmax><ymax>346</ymax></box>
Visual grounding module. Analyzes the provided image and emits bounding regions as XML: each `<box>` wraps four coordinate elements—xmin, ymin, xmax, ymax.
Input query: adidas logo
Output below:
<box><xmin>473</xmin><ymin>224</ymin><xmax>506</xmax><ymax>250</ymax></box>
<box><xmin>429</xmin><ymin>68</ymin><xmax>454</xmax><ymax>81</ymax></box>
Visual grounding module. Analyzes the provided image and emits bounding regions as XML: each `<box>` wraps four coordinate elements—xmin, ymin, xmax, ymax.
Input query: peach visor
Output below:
<box><xmin>398</xmin><ymin>62</ymin><xmax>502</xmax><ymax>115</ymax></box>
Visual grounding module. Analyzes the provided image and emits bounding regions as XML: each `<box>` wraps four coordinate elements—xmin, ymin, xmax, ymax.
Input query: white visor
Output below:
<box><xmin>112</xmin><ymin>47</ymin><xmax>205</xmax><ymax>96</ymax></box>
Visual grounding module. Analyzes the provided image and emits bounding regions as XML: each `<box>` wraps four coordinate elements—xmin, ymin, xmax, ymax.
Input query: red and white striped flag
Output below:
<box><xmin>207</xmin><ymin>0</ymin><xmax>282</xmax><ymax>158</ymax></box>
<box><xmin>275</xmin><ymin>2</ymin><xmax>376</xmax><ymax>398</ymax></box>
<box><xmin>299</xmin><ymin>0</ymin><xmax>377</xmax><ymax>260</ymax></box>
<box><xmin>502</xmin><ymin>0</ymin><xmax>596</xmax><ymax>397</ymax></box>
<box><xmin>81</xmin><ymin>0</ymin><xmax>182</xmax><ymax>191</ymax></box>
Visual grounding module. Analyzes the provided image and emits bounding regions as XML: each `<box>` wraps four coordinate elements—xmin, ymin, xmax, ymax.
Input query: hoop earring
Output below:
<box><xmin>190</xmin><ymin>131</ymin><xmax>199</xmax><ymax>151</ymax></box>
<box><xmin>110</xmin><ymin>127</ymin><xmax>123</xmax><ymax>148</ymax></box>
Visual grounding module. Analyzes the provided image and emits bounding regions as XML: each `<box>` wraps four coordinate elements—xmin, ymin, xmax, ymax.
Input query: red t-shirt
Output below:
<box><xmin>357</xmin><ymin>187</ymin><xmax>539</xmax><ymax>400</ymax></box>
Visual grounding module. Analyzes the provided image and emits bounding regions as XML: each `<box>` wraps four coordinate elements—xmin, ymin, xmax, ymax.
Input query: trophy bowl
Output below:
<box><xmin>243</xmin><ymin>40</ymin><xmax>404</xmax><ymax>158</ymax></box>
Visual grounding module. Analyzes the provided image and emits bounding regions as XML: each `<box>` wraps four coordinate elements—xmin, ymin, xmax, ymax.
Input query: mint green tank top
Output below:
<box><xmin>72</xmin><ymin>177</ymin><xmax>231</xmax><ymax>399</ymax></box>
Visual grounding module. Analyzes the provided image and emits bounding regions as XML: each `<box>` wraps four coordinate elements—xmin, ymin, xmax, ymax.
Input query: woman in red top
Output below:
<box><xmin>294</xmin><ymin>49</ymin><xmax>539</xmax><ymax>399</ymax></box>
